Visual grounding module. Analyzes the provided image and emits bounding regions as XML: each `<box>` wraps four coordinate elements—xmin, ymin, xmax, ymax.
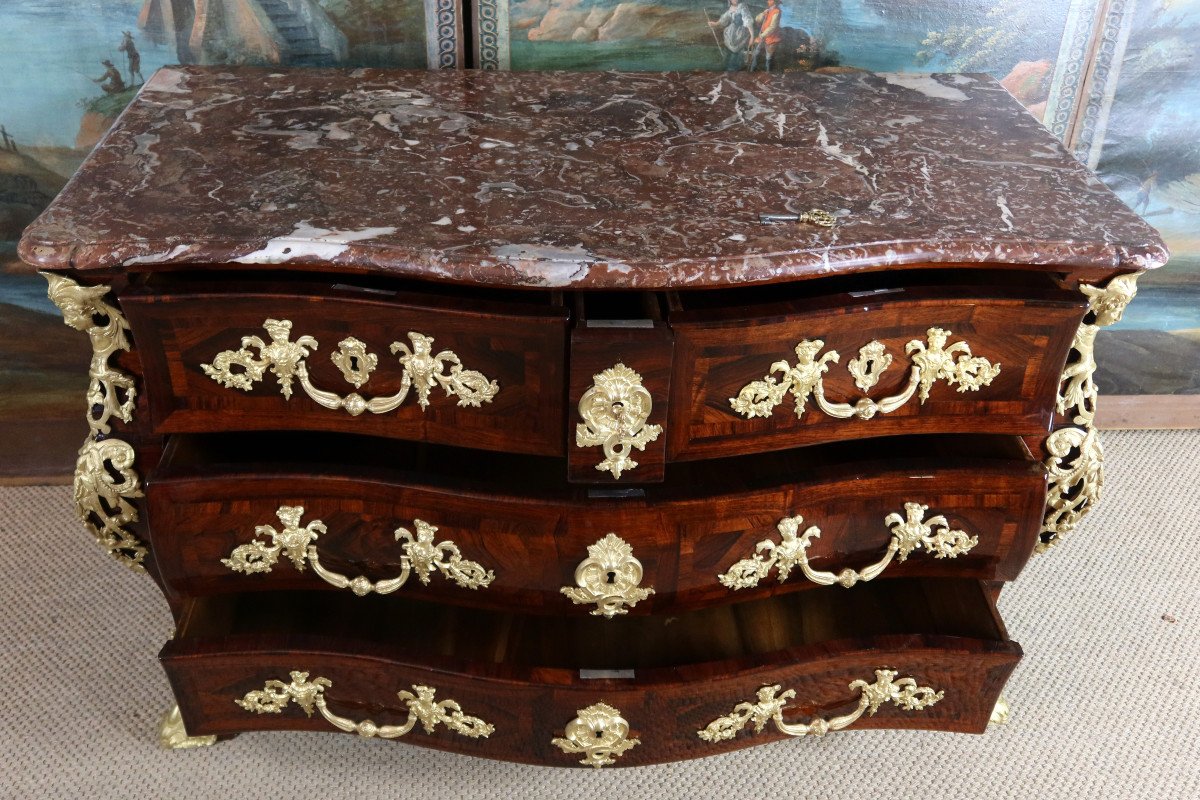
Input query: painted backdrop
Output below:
<box><xmin>0</xmin><ymin>0</ymin><xmax>460</xmax><ymax>478</ymax></box>
<box><xmin>1087</xmin><ymin>0</ymin><xmax>1200</xmax><ymax>396</ymax></box>
<box><xmin>1</xmin><ymin>0</ymin><xmax>1196</xmax><ymax>478</ymax></box>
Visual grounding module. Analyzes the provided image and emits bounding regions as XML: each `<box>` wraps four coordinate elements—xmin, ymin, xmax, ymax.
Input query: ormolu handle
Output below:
<box><xmin>729</xmin><ymin>327</ymin><xmax>1000</xmax><ymax>422</ymax></box>
<box><xmin>718</xmin><ymin>502</ymin><xmax>977</xmax><ymax>590</ymax></box>
<box><xmin>222</xmin><ymin>505</ymin><xmax>495</xmax><ymax>596</ymax></box>
<box><xmin>237</xmin><ymin>671</ymin><xmax>494</xmax><ymax>740</ymax></box>
<box><xmin>698</xmin><ymin>669</ymin><xmax>943</xmax><ymax>742</ymax></box>
<box><xmin>202</xmin><ymin>319</ymin><xmax>499</xmax><ymax>416</ymax></box>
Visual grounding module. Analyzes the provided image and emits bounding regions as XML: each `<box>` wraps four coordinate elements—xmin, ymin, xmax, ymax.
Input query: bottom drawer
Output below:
<box><xmin>162</xmin><ymin>579</ymin><xmax>1020</xmax><ymax>767</ymax></box>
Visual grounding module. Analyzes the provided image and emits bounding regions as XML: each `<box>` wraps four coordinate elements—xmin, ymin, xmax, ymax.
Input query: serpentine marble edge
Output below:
<box><xmin>19</xmin><ymin>67</ymin><xmax>1166</xmax><ymax>288</ymax></box>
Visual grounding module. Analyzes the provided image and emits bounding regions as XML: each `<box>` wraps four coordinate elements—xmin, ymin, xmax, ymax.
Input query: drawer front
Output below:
<box><xmin>668</xmin><ymin>284</ymin><xmax>1085</xmax><ymax>460</ymax></box>
<box><xmin>121</xmin><ymin>285</ymin><xmax>568</xmax><ymax>456</ymax></box>
<box><xmin>669</xmin><ymin>467</ymin><xmax>1045</xmax><ymax>607</ymax></box>
<box><xmin>147</xmin><ymin>476</ymin><xmax>568</xmax><ymax>610</ymax></box>
<box><xmin>163</xmin><ymin>636</ymin><xmax>1019</xmax><ymax>767</ymax></box>
<box><xmin>147</xmin><ymin>447</ymin><xmax>1044</xmax><ymax>613</ymax></box>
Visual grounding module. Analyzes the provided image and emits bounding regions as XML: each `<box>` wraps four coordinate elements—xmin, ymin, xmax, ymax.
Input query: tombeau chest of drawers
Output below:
<box><xmin>20</xmin><ymin>67</ymin><xmax>1166</xmax><ymax>768</ymax></box>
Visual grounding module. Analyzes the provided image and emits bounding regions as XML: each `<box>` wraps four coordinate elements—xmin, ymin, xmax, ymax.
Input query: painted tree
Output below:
<box><xmin>914</xmin><ymin>2</ymin><xmax>1061</xmax><ymax>73</ymax></box>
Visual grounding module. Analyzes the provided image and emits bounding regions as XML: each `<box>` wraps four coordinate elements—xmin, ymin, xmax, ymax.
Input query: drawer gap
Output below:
<box><xmin>153</xmin><ymin>430</ymin><xmax>1038</xmax><ymax>502</ymax></box>
<box><xmin>668</xmin><ymin>267</ymin><xmax>1073</xmax><ymax>318</ymax></box>
<box><xmin>170</xmin><ymin>578</ymin><xmax>1007</xmax><ymax>674</ymax></box>
<box><xmin>132</xmin><ymin>270</ymin><xmax>567</xmax><ymax>315</ymax></box>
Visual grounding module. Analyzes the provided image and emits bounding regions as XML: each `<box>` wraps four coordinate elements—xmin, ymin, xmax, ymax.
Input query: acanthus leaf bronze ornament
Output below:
<box><xmin>237</xmin><ymin>671</ymin><xmax>494</xmax><ymax>740</ymax></box>
<box><xmin>73</xmin><ymin>438</ymin><xmax>147</xmax><ymax>570</ymax></box>
<box><xmin>43</xmin><ymin>272</ymin><xmax>137</xmax><ymax>436</ymax></box>
<box><xmin>697</xmin><ymin>670</ymin><xmax>943</xmax><ymax>743</ymax></box>
<box><xmin>222</xmin><ymin>506</ymin><xmax>495</xmax><ymax>596</ymax></box>
<box><xmin>575</xmin><ymin>362</ymin><xmax>662</xmax><ymax>479</ymax></box>
<box><xmin>42</xmin><ymin>273</ymin><xmax>148</xmax><ymax>572</ymax></box>
<box><xmin>561</xmin><ymin>533</ymin><xmax>654</xmax><ymax>617</ymax></box>
<box><xmin>718</xmin><ymin>503</ymin><xmax>977</xmax><ymax>590</ymax></box>
<box><xmin>391</xmin><ymin>331</ymin><xmax>499</xmax><ymax>409</ymax></box>
<box><xmin>1038</xmin><ymin>271</ymin><xmax>1142</xmax><ymax>552</ymax></box>
<box><xmin>201</xmin><ymin>319</ymin><xmax>499</xmax><ymax>416</ymax></box>
<box><xmin>552</xmin><ymin>702</ymin><xmax>641</xmax><ymax>768</ymax></box>
<box><xmin>729</xmin><ymin>327</ymin><xmax>1000</xmax><ymax>422</ymax></box>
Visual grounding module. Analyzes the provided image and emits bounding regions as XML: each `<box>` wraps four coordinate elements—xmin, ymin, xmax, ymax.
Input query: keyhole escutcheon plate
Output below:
<box><xmin>560</xmin><ymin>533</ymin><xmax>654</xmax><ymax>618</ymax></box>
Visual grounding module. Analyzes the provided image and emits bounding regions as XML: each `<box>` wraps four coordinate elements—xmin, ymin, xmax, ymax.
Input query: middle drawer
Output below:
<box><xmin>146</xmin><ymin>433</ymin><xmax>1046</xmax><ymax>615</ymax></box>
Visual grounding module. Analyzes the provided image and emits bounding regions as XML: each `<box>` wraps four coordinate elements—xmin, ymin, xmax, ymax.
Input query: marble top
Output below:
<box><xmin>20</xmin><ymin>67</ymin><xmax>1166</xmax><ymax>288</ymax></box>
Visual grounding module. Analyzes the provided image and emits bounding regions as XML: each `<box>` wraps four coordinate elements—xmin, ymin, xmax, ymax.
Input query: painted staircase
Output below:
<box><xmin>257</xmin><ymin>0</ymin><xmax>338</xmax><ymax>65</ymax></box>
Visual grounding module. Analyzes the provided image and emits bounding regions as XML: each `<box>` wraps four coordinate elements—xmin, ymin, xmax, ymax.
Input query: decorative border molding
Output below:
<box><xmin>1069</xmin><ymin>0</ymin><xmax>1138</xmax><ymax>167</ymax></box>
<box><xmin>474</xmin><ymin>0</ymin><xmax>510</xmax><ymax>70</ymax></box>
<box><xmin>1044</xmin><ymin>0</ymin><xmax>1108</xmax><ymax>139</ymax></box>
<box><xmin>424</xmin><ymin>0</ymin><xmax>461</xmax><ymax>68</ymax></box>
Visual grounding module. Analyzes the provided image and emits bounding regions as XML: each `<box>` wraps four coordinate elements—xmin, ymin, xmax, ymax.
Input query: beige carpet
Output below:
<box><xmin>3</xmin><ymin>430</ymin><xmax>1198</xmax><ymax>799</ymax></box>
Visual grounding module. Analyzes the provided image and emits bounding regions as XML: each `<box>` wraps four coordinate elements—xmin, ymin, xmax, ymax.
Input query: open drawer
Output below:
<box><xmin>120</xmin><ymin>274</ymin><xmax>569</xmax><ymax>456</ymax></box>
<box><xmin>161</xmin><ymin>579</ymin><xmax>1020</xmax><ymax>767</ymax></box>
<box><xmin>146</xmin><ymin>433</ymin><xmax>1046</xmax><ymax>614</ymax></box>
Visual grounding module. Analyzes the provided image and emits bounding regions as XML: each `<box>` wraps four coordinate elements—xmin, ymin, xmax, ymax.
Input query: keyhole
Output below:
<box><xmin>606</xmin><ymin>570</ymin><xmax>617</xmax><ymax>584</ymax></box>
<box><xmin>349</xmin><ymin>356</ymin><xmax>359</xmax><ymax>371</ymax></box>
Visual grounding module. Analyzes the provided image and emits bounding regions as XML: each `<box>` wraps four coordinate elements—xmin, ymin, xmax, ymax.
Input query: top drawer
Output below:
<box><xmin>666</xmin><ymin>272</ymin><xmax>1087</xmax><ymax>461</ymax></box>
<box><xmin>121</xmin><ymin>276</ymin><xmax>569</xmax><ymax>456</ymax></box>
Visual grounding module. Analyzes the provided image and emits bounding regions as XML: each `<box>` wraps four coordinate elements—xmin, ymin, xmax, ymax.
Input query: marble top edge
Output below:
<box><xmin>20</xmin><ymin>66</ymin><xmax>1168</xmax><ymax>287</ymax></box>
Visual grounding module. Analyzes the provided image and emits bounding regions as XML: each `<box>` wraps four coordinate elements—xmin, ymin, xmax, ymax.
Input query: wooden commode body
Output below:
<box><xmin>20</xmin><ymin>67</ymin><xmax>1165</xmax><ymax>767</ymax></box>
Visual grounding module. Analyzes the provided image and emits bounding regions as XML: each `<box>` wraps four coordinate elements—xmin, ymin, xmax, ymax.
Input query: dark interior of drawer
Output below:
<box><xmin>155</xmin><ymin>430</ymin><xmax>1035</xmax><ymax>501</ymax></box>
<box><xmin>130</xmin><ymin>269</ymin><xmax>567</xmax><ymax>317</ymax></box>
<box><xmin>172</xmin><ymin>578</ymin><xmax>1006</xmax><ymax>672</ymax></box>
<box><xmin>666</xmin><ymin>267</ymin><xmax>1077</xmax><ymax>320</ymax></box>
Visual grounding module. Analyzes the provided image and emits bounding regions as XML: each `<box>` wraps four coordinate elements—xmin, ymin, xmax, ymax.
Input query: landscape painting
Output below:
<box><xmin>1091</xmin><ymin>0</ymin><xmax>1200</xmax><ymax>399</ymax></box>
<box><xmin>0</xmin><ymin>0</ymin><xmax>461</xmax><ymax>479</ymax></box>
<box><xmin>2</xmin><ymin>0</ymin><xmax>1196</xmax><ymax>479</ymax></box>
<box><xmin>475</xmin><ymin>0</ymin><xmax>1078</xmax><ymax>120</ymax></box>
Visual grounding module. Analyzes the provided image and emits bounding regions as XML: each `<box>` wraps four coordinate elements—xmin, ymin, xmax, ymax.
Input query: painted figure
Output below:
<box><xmin>0</xmin><ymin>124</ymin><xmax>16</xmax><ymax>153</ymax></box>
<box><xmin>750</xmin><ymin>0</ymin><xmax>783</xmax><ymax>73</ymax></box>
<box><xmin>119</xmin><ymin>31</ymin><xmax>144</xmax><ymax>85</ymax></box>
<box><xmin>93</xmin><ymin>60</ymin><xmax>126</xmax><ymax>95</ymax></box>
<box><xmin>709</xmin><ymin>0</ymin><xmax>756</xmax><ymax>72</ymax></box>
<box><xmin>1133</xmin><ymin>171</ymin><xmax>1158</xmax><ymax>215</ymax></box>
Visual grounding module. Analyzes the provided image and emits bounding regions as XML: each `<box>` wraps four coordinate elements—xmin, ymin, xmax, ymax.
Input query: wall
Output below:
<box><xmin>1</xmin><ymin>0</ymin><xmax>1196</xmax><ymax>478</ymax></box>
